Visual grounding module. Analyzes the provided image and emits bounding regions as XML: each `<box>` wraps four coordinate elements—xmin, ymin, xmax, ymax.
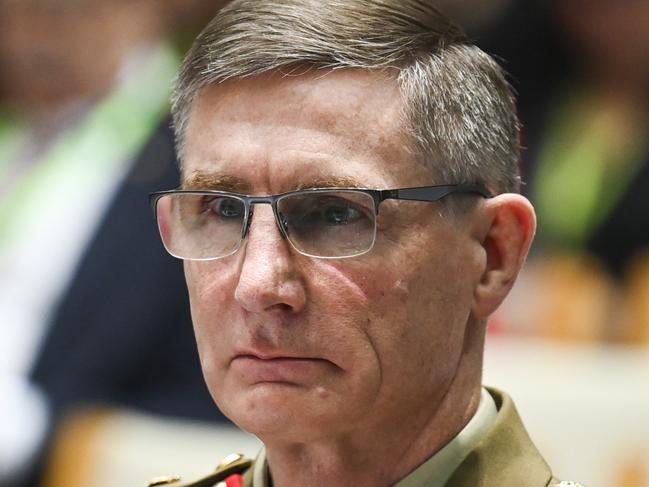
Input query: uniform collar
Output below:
<box><xmin>394</xmin><ymin>388</ymin><xmax>497</xmax><ymax>487</ymax></box>
<box><xmin>252</xmin><ymin>388</ymin><xmax>497</xmax><ymax>487</ymax></box>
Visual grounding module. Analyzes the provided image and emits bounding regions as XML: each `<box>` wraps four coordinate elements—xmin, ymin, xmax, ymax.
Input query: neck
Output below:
<box><xmin>264</xmin><ymin>339</ymin><xmax>483</xmax><ymax>487</ymax></box>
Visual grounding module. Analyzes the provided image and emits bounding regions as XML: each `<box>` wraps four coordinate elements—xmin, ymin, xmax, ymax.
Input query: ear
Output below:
<box><xmin>472</xmin><ymin>194</ymin><xmax>536</xmax><ymax>319</ymax></box>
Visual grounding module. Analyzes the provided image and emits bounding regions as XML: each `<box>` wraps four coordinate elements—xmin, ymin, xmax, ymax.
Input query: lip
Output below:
<box><xmin>231</xmin><ymin>352</ymin><xmax>333</xmax><ymax>384</ymax></box>
<box><xmin>233</xmin><ymin>350</ymin><xmax>308</xmax><ymax>361</ymax></box>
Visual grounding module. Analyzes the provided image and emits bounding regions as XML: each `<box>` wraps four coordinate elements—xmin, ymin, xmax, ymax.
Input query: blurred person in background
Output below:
<box><xmin>492</xmin><ymin>0</ymin><xmax>649</xmax><ymax>344</ymax></box>
<box><xmin>0</xmin><ymin>1</ymin><xmax>231</xmax><ymax>486</ymax></box>
<box><xmin>532</xmin><ymin>0</ymin><xmax>649</xmax><ymax>274</ymax></box>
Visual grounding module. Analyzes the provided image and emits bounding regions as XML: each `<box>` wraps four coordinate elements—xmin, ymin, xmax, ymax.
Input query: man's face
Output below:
<box><xmin>182</xmin><ymin>70</ymin><xmax>486</xmax><ymax>443</ymax></box>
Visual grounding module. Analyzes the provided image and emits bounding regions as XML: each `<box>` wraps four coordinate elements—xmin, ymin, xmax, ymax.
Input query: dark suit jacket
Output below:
<box><xmin>31</xmin><ymin>120</ymin><xmax>226</xmax><ymax>423</ymax></box>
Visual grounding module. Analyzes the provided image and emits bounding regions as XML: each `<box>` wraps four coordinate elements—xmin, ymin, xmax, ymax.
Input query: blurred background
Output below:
<box><xmin>0</xmin><ymin>1</ymin><xmax>647</xmax><ymax>486</ymax></box>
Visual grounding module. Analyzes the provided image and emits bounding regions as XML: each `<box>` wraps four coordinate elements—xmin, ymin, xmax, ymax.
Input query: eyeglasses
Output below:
<box><xmin>149</xmin><ymin>183</ymin><xmax>492</xmax><ymax>260</ymax></box>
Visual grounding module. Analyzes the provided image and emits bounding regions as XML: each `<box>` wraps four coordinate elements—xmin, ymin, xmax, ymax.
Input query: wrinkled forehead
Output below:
<box><xmin>182</xmin><ymin>69</ymin><xmax>431</xmax><ymax>191</ymax></box>
<box><xmin>184</xmin><ymin>69</ymin><xmax>407</xmax><ymax>156</ymax></box>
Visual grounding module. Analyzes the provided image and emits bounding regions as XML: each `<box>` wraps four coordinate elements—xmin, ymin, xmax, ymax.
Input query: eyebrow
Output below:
<box><xmin>182</xmin><ymin>172</ymin><xmax>252</xmax><ymax>192</ymax></box>
<box><xmin>182</xmin><ymin>172</ymin><xmax>367</xmax><ymax>193</ymax></box>
<box><xmin>295</xmin><ymin>176</ymin><xmax>366</xmax><ymax>190</ymax></box>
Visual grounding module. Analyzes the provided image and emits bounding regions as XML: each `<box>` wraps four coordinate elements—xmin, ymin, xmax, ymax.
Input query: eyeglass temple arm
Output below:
<box><xmin>148</xmin><ymin>193</ymin><xmax>159</xmax><ymax>213</ymax></box>
<box><xmin>378</xmin><ymin>183</ymin><xmax>493</xmax><ymax>203</ymax></box>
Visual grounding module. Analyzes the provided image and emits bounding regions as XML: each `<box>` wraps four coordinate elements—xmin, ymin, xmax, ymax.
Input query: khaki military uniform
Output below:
<box><xmin>147</xmin><ymin>389</ymin><xmax>583</xmax><ymax>487</ymax></box>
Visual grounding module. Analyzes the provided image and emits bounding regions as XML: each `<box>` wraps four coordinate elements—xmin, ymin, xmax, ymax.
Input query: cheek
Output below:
<box><xmin>308</xmin><ymin>260</ymin><xmax>370</xmax><ymax>306</ymax></box>
<box><xmin>183</xmin><ymin>260</ymin><xmax>241</xmax><ymax>371</ymax></box>
<box><xmin>312</xmin><ymin>258</ymin><xmax>449</xmax><ymax>414</ymax></box>
<box><xmin>308</xmin><ymin>259</ymin><xmax>412</xmax><ymax>372</ymax></box>
<box><xmin>184</xmin><ymin>259</ymin><xmax>242</xmax><ymax>315</ymax></box>
<box><xmin>305</xmin><ymin>260</ymin><xmax>374</xmax><ymax>361</ymax></box>
<box><xmin>354</xmin><ymin>244</ymin><xmax>474</xmax><ymax>374</ymax></box>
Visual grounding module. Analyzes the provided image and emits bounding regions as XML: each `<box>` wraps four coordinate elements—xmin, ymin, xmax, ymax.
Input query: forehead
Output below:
<box><xmin>182</xmin><ymin>69</ymin><xmax>432</xmax><ymax>191</ymax></box>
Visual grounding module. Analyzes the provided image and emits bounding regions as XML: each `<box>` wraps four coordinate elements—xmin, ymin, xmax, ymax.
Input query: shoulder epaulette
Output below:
<box><xmin>145</xmin><ymin>453</ymin><xmax>253</xmax><ymax>487</ymax></box>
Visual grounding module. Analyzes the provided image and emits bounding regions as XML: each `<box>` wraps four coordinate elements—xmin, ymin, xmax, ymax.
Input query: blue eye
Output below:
<box><xmin>210</xmin><ymin>198</ymin><xmax>244</xmax><ymax>218</ymax></box>
<box><xmin>286</xmin><ymin>195</ymin><xmax>370</xmax><ymax>229</ymax></box>
<box><xmin>323</xmin><ymin>205</ymin><xmax>361</xmax><ymax>225</ymax></box>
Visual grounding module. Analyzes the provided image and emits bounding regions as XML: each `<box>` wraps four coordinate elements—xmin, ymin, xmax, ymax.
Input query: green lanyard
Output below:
<box><xmin>532</xmin><ymin>89</ymin><xmax>644</xmax><ymax>249</ymax></box>
<box><xmin>0</xmin><ymin>44</ymin><xmax>179</xmax><ymax>252</ymax></box>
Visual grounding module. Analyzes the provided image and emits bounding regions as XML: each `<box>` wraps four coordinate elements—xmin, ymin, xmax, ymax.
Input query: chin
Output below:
<box><xmin>216</xmin><ymin>382</ymin><xmax>349</xmax><ymax>441</ymax></box>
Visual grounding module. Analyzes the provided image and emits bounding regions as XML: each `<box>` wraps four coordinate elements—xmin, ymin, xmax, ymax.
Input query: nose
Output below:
<box><xmin>234</xmin><ymin>205</ymin><xmax>307</xmax><ymax>313</ymax></box>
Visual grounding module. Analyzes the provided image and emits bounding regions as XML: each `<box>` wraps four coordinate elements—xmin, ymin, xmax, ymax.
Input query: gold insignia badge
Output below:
<box><xmin>216</xmin><ymin>452</ymin><xmax>245</xmax><ymax>470</ymax></box>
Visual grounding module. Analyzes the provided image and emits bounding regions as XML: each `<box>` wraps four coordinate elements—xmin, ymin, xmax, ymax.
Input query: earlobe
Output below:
<box><xmin>472</xmin><ymin>194</ymin><xmax>536</xmax><ymax>319</ymax></box>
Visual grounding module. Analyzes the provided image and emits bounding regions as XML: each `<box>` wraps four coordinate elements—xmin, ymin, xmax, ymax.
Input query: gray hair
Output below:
<box><xmin>172</xmin><ymin>0</ymin><xmax>521</xmax><ymax>193</ymax></box>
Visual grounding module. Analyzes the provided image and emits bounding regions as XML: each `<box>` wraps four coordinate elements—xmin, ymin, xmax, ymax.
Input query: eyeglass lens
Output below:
<box><xmin>155</xmin><ymin>190</ymin><xmax>377</xmax><ymax>260</ymax></box>
<box><xmin>156</xmin><ymin>193</ymin><xmax>246</xmax><ymax>260</ymax></box>
<box><xmin>277</xmin><ymin>191</ymin><xmax>376</xmax><ymax>257</ymax></box>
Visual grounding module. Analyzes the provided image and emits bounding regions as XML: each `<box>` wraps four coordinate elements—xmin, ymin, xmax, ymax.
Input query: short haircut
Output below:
<box><xmin>172</xmin><ymin>0</ymin><xmax>521</xmax><ymax>193</ymax></box>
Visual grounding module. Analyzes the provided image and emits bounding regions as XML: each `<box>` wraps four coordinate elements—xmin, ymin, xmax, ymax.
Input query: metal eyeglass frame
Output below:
<box><xmin>149</xmin><ymin>182</ymin><xmax>493</xmax><ymax>260</ymax></box>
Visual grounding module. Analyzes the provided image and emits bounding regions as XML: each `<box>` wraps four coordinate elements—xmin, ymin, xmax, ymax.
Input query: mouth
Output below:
<box><xmin>234</xmin><ymin>350</ymin><xmax>304</xmax><ymax>361</ymax></box>
<box><xmin>231</xmin><ymin>352</ymin><xmax>335</xmax><ymax>384</ymax></box>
